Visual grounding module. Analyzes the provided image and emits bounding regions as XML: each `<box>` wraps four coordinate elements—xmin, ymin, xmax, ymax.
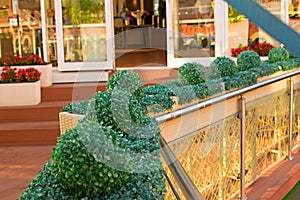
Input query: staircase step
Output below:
<box><xmin>42</xmin><ymin>82</ymin><xmax>107</xmax><ymax>102</ymax></box>
<box><xmin>0</xmin><ymin>121</ymin><xmax>60</xmax><ymax>146</ymax></box>
<box><xmin>0</xmin><ymin>69</ymin><xmax>178</xmax><ymax>146</ymax></box>
<box><xmin>0</xmin><ymin>101</ymin><xmax>70</xmax><ymax>123</ymax></box>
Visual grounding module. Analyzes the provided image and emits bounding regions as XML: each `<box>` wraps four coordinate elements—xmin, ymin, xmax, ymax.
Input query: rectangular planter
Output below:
<box><xmin>59</xmin><ymin>112</ymin><xmax>85</xmax><ymax>134</ymax></box>
<box><xmin>1</xmin><ymin>63</ymin><xmax>53</xmax><ymax>87</ymax></box>
<box><xmin>0</xmin><ymin>80</ymin><xmax>41</xmax><ymax>107</ymax></box>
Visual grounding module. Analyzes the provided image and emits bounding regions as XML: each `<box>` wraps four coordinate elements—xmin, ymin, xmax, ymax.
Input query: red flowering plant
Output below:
<box><xmin>231</xmin><ymin>44</ymin><xmax>253</xmax><ymax>57</ymax></box>
<box><xmin>1</xmin><ymin>66</ymin><xmax>41</xmax><ymax>83</ymax></box>
<box><xmin>231</xmin><ymin>42</ymin><xmax>275</xmax><ymax>57</ymax></box>
<box><xmin>252</xmin><ymin>41</ymin><xmax>275</xmax><ymax>56</ymax></box>
<box><xmin>0</xmin><ymin>52</ymin><xmax>46</xmax><ymax>66</ymax></box>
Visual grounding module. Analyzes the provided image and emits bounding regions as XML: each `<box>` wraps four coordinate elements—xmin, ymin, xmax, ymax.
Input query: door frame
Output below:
<box><xmin>55</xmin><ymin>0</ymin><xmax>115</xmax><ymax>71</ymax></box>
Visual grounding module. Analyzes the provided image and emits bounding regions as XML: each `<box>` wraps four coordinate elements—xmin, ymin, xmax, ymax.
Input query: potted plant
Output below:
<box><xmin>20</xmin><ymin>70</ymin><xmax>167</xmax><ymax>199</ymax></box>
<box><xmin>0</xmin><ymin>66</ymin><xmax>41</xmax><ymax>107</ymax></box>
<box><xmin>0</xmin><ymin>52</ymin><xmax>52</xmax><ymax>87</ymax></box>
<box><xmin>231</xmin><ymin>42</ymin><xmax>275</xmax><ymax>60</ymax></box>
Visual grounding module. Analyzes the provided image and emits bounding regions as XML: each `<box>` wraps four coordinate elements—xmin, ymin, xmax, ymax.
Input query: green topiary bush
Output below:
<box><xmin>268</xmin><ymin>46</ymin><xmax>290</xmax><ymax>63</ymax></box>
<box><xmin>87</xmin><ymin>90</ymin><xmax>146</xmax><ymax>133</ymax></box>
<box><xmin>106</xmin><ymin>70</ymin><xmax>144</xmax><ymax>99</ymax></box>
<box><xmin>192</xmin><ymin>79</ymin><xmax>224</xmax><ymax>99</ymax></box>
<box><xmin>61</xmin><ymin>100</ymin><xmax>89</xmax><ymax>115</ymax></box>
<box><xmin>248</xmin><ymin>61</ymin><xmax>281</xmax><ymax>77</ymax></box>
<box><xmin>277</xmin><ymin>59</ymin><xmax>300</xmax><ymax>71</ymax></box>
<box><xmin>21</xmin><ymin>67</ymin><xmax>167</xmax><ymax>198</ymax></box>
<box><xmin>237</xmin><ymin>50</ymin><xmax>261</xmax><ymax>71</ymax></box>
<box><xmin>210</xmin><ymin>56</ymin><xmax>237</xmax><ymax>77</ymax></box>
<box><xmin>20</xmin><ymin>115</ymin><xmax>166</xmax><ymax>199</ymax></box>
<box><xmin>222</xmin><ymin>70</ymin><xmax>258</xmax><ymax>90</ymax></box>
<box><xmin>178</xmin><ymin>62</ymin><xmax>208</xmax><ymax>85</ymax></box>
<box><xmin>50</xmin><ymin>119</ymin><xmax>130</xmax><ymax>198</ymax></box>
<box><xmin>20</xmin><ymin>162</ymin><xmax>75</xmax><ymax>200</ymax></box>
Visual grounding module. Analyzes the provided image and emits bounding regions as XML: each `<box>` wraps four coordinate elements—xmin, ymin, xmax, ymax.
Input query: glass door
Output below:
<box><xmin>166</xmin><ymin>0</ymin><xmax>223</xmax><ymax>68</ymax></box>
<box><xmin>55</xmin><ymin>0</ymin><xmax>114</xmax><ymax>71</ymax></box>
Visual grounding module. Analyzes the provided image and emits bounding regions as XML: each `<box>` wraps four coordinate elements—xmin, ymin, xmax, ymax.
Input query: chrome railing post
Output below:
<box><xmin>288</xmin><ymin>79</ymin><xmax>294</xmax><ymax>160</ymax></box>
<box><xmin>240</xmin><ymin>97</ymin><xmax>246</xmax><ymax>200</ymax></box>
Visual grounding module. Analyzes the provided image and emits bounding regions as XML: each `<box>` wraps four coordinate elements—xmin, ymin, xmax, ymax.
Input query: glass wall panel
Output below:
<box><xmin>228</xmin><ymin>0</ymin><xmax>285</xmax><ymax>57</ymax></box>
<box><xmin>61</xmin><ymin>0</ymin><xmax>106</xmax><ymax>62</ymax></box>
<box><xmin>0</xmin><ymin>0</ymin><xmax>43</xmax><ymax>58</ymax></box>
<box><xmin>173</xmin><ymin>0</ymin><xmax>215</xmax><ymax>58</ymax></box>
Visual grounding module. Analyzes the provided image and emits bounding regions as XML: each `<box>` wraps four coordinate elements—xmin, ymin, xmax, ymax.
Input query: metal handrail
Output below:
<box><xmin>156</xmin><ymin>69</ymin><xmax>300</xmax><ymax>124</ymax></box>
<box><xmin>160</xmin><ymin>135</ymin><xmax>204</xmax><ymax>200</ymax></box>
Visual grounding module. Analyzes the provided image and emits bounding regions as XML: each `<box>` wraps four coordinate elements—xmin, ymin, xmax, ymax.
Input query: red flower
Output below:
<box><xmin>0</xmin><ymin>52</ymin><xmax>46</xmax><ymax>66</ymax></box>
<box><xmin>253</xmin><ymin>41</ymin><xmax>274</xmax><ymax>56</ymax></box>
<box><xmin>1</xmin><ymin>66</ymin><xmax>41</xmax><ymax>83</ymax></box>
<box><xmin>231</xmin><ymin>42</ymin><xmax>275</xmax><ymax>57</ymax></box>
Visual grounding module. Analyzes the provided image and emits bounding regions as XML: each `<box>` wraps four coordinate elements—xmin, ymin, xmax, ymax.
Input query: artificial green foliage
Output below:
<box><xmin>210</xmin><ymin>56</ymin><xmax>237</xmax><ymax>77</ymax></box>
<box><xmin>50</xmin><ymin>120</ymin><xmax>130</xmax><ymax>198</ymax></box>
<box><xmin>141</xmin><ymin>94</ymin><xmax>175</xmax><ymax>113</ymax></box>
<box><xmin>143</xmin><ymin>83</ymin><xmax>177</xmax><ymax>113</ymax></box>
<box><xmin>178</xmin><ymin>62</ymin><xmax>208</xmax><ymax>85</ymax></box>
<box><xmin>172</xmin><ymin>85</ymin><xmax>197</xmax><ymax>105</ymax></box>
<box><xmin>161</xmin><ymin>80</ymin><xmax>184</xmax><ymax>88</ymax></box>
<box><xmin>61</xmin><ymin>100</ymin><xmax>89</xmax><ymax>115</ymax></box>
<box><xmin>222</xmin><ymin>71</ymin><xmax>258</xmax><ymax>90</ymax></box>
<box><xmin>277</xmin><ymin>59</ymin><xmax>300</xmax><ymax>71</ymax></box>
<box><xmin>268</xmin><ymin>47</ymin><xmax>290</xmax><ymax>63</ymax></box>
<box><xmin>248</xmin><ymin>61</ymin><xmax>281</xmax><ymax>77</ymax></box>
<box><xmin>104</xmin><ymin>170</ymin><xmax>166</xmax><ymax>200</ymax></box>
<box><xmin>192</xmin><ymin>79</ymin><xmax>224</xmax><ymax>99</ymax></box>
<box><xmin>106</xmin><ymin>70</ymin><xmax>144</xmax><ymax>99</ymax></box>
<box><xmin>88</xmin><ymin>90</ymin><xmax>146</xmax><ymax>133</ymax></box>
<box><xmin>21</xmin><ymin>114</ymin><xmax>166</xmax><ymax>199</ymax></box>
<box><xmin>20</xmin><ymin>162</ymin><xmax>74</xmax><ymax>200</ymax></box>
<box><xmin>237</xmin><ymin>50</ymin><xmax>261</xmax><ymax>71</ymax></box>
<box><xmin>144</xmin><ymin>84</ymin><xmax>175</xmax><ymax>96</ymax></box>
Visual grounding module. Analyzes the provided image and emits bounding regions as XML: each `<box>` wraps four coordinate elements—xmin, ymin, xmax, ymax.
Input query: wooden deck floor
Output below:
<box><xmin>245</xmin><ymin>146</ymin><xmax>300</xmax><ymax>199</ymax></box>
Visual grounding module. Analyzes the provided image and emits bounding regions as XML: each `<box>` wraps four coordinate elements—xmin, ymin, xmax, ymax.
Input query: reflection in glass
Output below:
<box><xmin>0</xmin><ymin>0</ymin><xmax>43</xmax><ymax>58</ymax></box>
<box><xmin>173</xmin><ymin>0</ymin><xmax>215</xmax><ymax>58</ymax></box>
<box><xmin>228</xmin><ymin>1</ymin><xmax>284</xmax><ymax>56</ymax></box>
<box><xmin>62</xmin><ymin>0</ymin><xmax>107</xmax><ymax>62</ymax></box>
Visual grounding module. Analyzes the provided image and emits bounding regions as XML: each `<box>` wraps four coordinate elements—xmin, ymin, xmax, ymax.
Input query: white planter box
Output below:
<box><xmin>0</xmin><ymin>63</ymin><xmax>53</xmax><ymax>87</ymax></box>
<box><xmin>228</xmin><ymin>19</ymin><xmax>249</xmax><ymax>51</ymax></box>
<box><xmin>0</xmin><ymin>80</ymin><xmax>41</xmax><ymax>107</ymax></box>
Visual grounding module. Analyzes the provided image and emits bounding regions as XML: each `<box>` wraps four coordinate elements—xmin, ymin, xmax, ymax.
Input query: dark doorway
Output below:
<box><xmin>113</xmin><ymin>0</ymin><xmax>167</xmax><ymax>67</ymax></box>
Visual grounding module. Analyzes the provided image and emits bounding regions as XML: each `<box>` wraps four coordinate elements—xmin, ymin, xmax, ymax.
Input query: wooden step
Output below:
<box><xmin>0</xmin><ymin>101</ymin><xmax>69</xmax><ymax>123</ymax></box>
<box><xmin>42</xmin><ymin>82</ymin><xmax>107</xmax><ymax>102</ymax></box>
<box><xmin>0</xmin><ymin>121</ymin><xmax>60</xmax><ymax>146</ymax></box>
<box><xmin>0</xmin><ymin>69</ymin><xmax>179</xmax><ymax>146</ymax></box>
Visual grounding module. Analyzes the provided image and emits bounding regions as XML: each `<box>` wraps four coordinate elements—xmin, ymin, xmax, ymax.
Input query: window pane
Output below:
<box><xmin>62</xmin><ymin>0</ymin><xmax>106</xmax><ymax>62</ymax></box>
<box><xmin>173</xmin><ymin>0</ymin><xmax>215</xmax><ymax>58</ymax></box>
<box><xmin>228</xmin><ymin>1</ymin><xmax>284</xmax><ymax>57</ymax></box>
<box><xmin>0</xmin><ymin>0</ymin><xmax>43</xmax><ymax>58</ymax></box>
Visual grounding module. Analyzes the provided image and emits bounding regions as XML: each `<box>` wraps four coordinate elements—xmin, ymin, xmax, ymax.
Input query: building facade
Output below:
<box><xmin>0</xmin><ymin>0</ymin><xmax>298</xmax><ymax>82</ymax></box>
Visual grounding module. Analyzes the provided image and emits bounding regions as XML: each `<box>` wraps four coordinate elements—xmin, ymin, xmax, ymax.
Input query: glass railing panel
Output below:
<box><xmin>245</xmin><ymin>89</ymin><xmax>290</xmax><ymax>184</ymax></box>
<box><xmin>165</xmin><ymin>115</ymin><xmax>241</xmax><ymax>199</ymax></box>
<box><xmin>293</xmin><ymin>81</ymin><xmax>300</xmax><ymax>148</ymax></box>
<box><xmin>163</xmin><ymin>167</ymin><xmax>186</xmax><ymax>200</ymax></box>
